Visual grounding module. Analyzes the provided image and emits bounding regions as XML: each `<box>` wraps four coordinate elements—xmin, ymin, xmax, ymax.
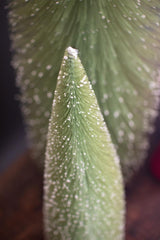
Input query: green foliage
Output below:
<box><xmin>8</xmin><ymin>0</ymin><xmax>160</xmax><ymax>179</ymax></box>
<box><xmin>44</xmin><ymin>47</ymin><xmax>124</xmax><ymax>240</ymax></box>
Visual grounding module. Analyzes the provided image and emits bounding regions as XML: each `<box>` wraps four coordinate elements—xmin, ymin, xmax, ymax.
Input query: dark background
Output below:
<box><xmin>0</xmin><ymin>0</ymin><xmax>27</xmax><ymax>173</ymax></box>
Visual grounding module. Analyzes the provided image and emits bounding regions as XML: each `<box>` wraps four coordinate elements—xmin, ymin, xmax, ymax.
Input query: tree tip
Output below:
<box><xmin>66</xmin><ymin>46</ymin><xmax>78</xmax><ymax>59</ymax></box>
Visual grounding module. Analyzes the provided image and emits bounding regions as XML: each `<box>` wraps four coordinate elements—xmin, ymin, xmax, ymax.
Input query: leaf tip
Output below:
<box><xmin>66</xmin><ymin>46</ymin><xmax>78</xmax><ymax>59</ymax></box>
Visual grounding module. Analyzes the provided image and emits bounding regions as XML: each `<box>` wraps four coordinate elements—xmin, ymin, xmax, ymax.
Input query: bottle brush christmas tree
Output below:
<box><xmin>44</xmin><ymin>47</ymin><xmax>124</xmax><ymax>240</ymax></box>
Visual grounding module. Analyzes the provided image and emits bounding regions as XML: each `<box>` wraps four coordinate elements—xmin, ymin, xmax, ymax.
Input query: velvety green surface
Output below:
<box><xmin>44</xmin><ymin>47</ymin><xmax>124</xmax><ymax>240</ymax></box>
<box><xmin>8</xmin><ymin>0</ymin><xmax>160</xmax><ymax>180</ymax></box>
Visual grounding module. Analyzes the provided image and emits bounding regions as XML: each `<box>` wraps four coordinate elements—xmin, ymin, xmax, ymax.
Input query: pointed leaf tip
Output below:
<box><xmin>66</xmin><ymin>46</ymin><xmax>78</xmax><ymax>59</ymax></box>
<box><xmin>44</xmin><ymin>48</ymin><xmax>125</xmax><ymax>240</ymax></box>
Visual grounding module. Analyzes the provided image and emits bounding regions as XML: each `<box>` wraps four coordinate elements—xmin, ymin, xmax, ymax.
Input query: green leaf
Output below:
<box><xmin>8</xmin><ymin>1</ymin><xmax>160</xmax><ymax>180</ymax></box>
<box><xmin>44</xmin><ymin>47</ymin><xmax>125</xmax><ymax>240</ymax></box>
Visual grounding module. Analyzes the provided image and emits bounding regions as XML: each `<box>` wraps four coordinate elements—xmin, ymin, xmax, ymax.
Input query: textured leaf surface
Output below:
<box><xmin>8</xmin><ymin>0</ymin><xmax>160</xmax><ymax>180</ymax></box>
<box><xmin>44</xmin><ymin>47</ymin><xmax>124</xmax><ymax>240</ymax></box>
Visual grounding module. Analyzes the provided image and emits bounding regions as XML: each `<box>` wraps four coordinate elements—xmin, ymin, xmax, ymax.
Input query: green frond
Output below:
<box><xmin>8</xmin><ymin>0</ymin><xmax>160</xmax><ymax>180</ymax></box>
